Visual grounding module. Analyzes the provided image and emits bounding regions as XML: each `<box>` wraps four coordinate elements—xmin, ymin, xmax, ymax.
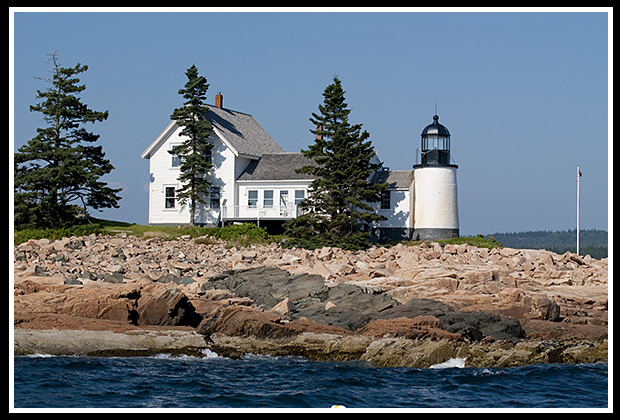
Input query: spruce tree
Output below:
<box><xmin>289</xmin><ymin>76</ymin><xmax>387</xmax><ymax>249</ymax></box>
<box><xmin>169</xmin><ymin>64</ymin><xmax>214</xmax><ymax>226</ymax></box>
<box><xmin>14</xmin><ymin>52</ymin><xmax>121</xmax><ymax>227</ymax></box>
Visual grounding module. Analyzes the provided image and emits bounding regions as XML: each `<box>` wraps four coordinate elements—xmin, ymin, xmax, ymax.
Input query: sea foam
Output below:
<box><xmin>429</xmin><ymin>358</ymin><xmax>466</xmax><ymax>369</ymax></box>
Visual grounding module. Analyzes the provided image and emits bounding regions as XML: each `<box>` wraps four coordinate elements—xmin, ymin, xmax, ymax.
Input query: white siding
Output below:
<box><xmin>147</xmin><ymin>125</ymin><xmax>189</xmax><ymax>225</ymax></box>
<box><xmin>199</xmin><ymin>134</ymin><xmax>237</xmax><ymax>226</ymax></box>
<box><xmin>372</xmin><ymin>189</ymin><xmax>412</xmax><ymax>229</ymax></box>
<box><xmin>147</xmin><ymin>124</ymin><xmax>241</xmax><ymax>226</ymax></box>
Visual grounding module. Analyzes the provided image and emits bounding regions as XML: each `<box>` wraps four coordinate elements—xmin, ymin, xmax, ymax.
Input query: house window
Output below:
<box><xmin>264</xmin><ymin>190</ymin><xmax>274</xmax><ymax>208</ymax></box>
<box><xmin>294</xmin><ymin>190</ymin><xmax>305</xmax><ymax>205</ymax></box>
<box><xmin>381</xmin><ymin>190</ymin><xmax>391</xmax><ymax>210</ymax></box>
<box><xmin>165</xmin><ymin>187</ymin><xmax>176</xmax><ymax>209</ymax></box>
<box><xmin>280</xmin><ymin>190</ymin><xmax>290</xmax><ymax>216</ymax></box>
<box><xmin>209</xmin><ymin>186</ymin><xmax>220</xmax><ymax>209</ymax></box>
<box><xmin>248</xmin><ymin>190</ymin><xmax>258</xmax><ymax>208</ymax></box>
<box><xmin>280</xmin><ymin>190</ymin><xmax>289</xmax><ymax>207</ymax></box>
<box><xmin>170</xmin><ymin>144</ymin><xmax>181</xmax><ymax>168</ymax></box>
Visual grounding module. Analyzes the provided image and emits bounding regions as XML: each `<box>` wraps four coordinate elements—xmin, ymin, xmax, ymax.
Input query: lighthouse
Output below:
<box><xmin>412</xmin><ymin>114</ymin><xmax>460</xmax><ymax>241</ymax></box>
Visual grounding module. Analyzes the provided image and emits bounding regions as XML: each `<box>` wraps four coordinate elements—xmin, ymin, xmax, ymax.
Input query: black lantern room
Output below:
<box><xmin>415</xmin><ymin>114</ymin><xmax>456</xmax><ymax>168</ymax></box>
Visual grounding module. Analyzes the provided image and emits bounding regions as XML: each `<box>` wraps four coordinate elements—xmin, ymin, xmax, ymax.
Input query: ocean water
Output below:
<box><xmin>12</xmin><ymin>352</ymin><xmax>608</xmax><ymax>410</ymax></box>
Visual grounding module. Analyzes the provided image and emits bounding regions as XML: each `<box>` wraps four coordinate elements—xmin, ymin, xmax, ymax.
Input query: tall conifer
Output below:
<box><xmin>14</xmin><ymin>52</ymin><xmax>121</xmax><ymax>227</ymax></box>
<box><xmin>169</xmin><ymin>65</ymin><xmax>214</xmax><ymax>225</ymax></box>
<box><xmin>290</xmin><ymin>76</ymin><xmax>387</xmax><ymax>249</ymax></box>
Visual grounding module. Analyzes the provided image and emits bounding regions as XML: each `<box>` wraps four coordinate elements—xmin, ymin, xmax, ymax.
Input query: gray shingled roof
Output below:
<box><xmin>237</xmin><ymin>153</ymin><xmax>317</xmax><ymax>181</ymax></box>
<box><xmin>370</xmin><ymin>169</ymin><xmax>414</xmax><ymax>189</ymax></box>
<box><xmin>204</xmin><ymin>106</ymin><xmax>284</xmax><ymax>157</ymax></box>
<box><xmin>239</xmin><ymin>154</ymin><xmax>414</xmax><ymax>190</ymax></box>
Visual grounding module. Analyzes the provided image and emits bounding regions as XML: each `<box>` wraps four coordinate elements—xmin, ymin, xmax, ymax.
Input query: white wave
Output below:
<box><xmin>200</xmin><ymin>348</ymin><xmax>222</xmax><ymax>359</ymax></box>
<box><xmin>241</xmin><ymin>353</ymin><xmax>283</xmax><ymax>361</ymax></box>
<box><xmin>429</xmin><ymin>357</ymin><xmax>466</xmax><ymax>369</ymax></box>
<box><xmin>151</xmin><ymin>348</ymin><xmax>222</xmax><ymax>360</ymax></box>
<box><xmin>473</xmin><ymin>368</ymin><xmax>503</xmax><ymax>376</ymax></box>
<box><xmin>23</xmin><ymin>352</ymin><xmax>56</xmax><ymax>358</ymax></box>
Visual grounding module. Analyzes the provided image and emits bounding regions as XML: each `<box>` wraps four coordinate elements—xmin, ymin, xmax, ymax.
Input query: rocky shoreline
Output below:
<box><xmin>13</xmin><ymin>233</ymin><xmax>608</xmax><ymax>368</ymax></box>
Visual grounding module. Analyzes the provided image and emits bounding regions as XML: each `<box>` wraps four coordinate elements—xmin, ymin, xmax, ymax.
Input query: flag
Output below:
<box><xmin>577</xmin><ymin>166</ymin><xmax>582</xmax><ymax>181</ymax></box>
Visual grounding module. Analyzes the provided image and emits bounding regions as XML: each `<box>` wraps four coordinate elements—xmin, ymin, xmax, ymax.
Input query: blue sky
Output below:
<box><xmin>11</xmin><ymin>9</ymin><xmax>611</xmax><ymax>235</ymax></box>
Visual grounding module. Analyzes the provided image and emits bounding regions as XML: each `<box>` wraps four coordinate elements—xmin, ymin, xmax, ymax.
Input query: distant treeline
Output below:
<box><xmin>487</xmin><ymin>229</ymin><xmax>608</xmax><ymax>259</ymax></box>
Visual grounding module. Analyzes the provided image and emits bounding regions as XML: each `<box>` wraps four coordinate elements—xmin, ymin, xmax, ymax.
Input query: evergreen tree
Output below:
<box><xmin>14</xmin><ymin>52</ymin><xmax>121</xmax><ymax>227</ymax></box>
<box><xmin>169</xmin><ymin>65</ymin><xmax>214</xmax><ymax>225</ymax></box>
<box><xmin>287</xmin><ymin>76</ymin><xmax>387</xmax><ymax>249</ymax></box>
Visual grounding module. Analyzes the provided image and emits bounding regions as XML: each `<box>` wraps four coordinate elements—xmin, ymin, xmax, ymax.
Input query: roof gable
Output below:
<box><xmin>141</xmin><ymin>105</ymin><xmax>283</xmax><ymax>160</ymax></box>
<box><xmin>206</xmin><ymin>107</ymin><xmax>283</xmax><ymax>157</ymax></box>
<box><xmin>140</xmin><ymin>120</ymin><xmax>177</xmax><ymax>159</ymax></box>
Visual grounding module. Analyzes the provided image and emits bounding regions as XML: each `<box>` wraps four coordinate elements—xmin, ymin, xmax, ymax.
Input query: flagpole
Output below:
<box><xmin>576</xmin><ymin>165</ymin><xmax>580</xmax><ymax>255</ymax></box>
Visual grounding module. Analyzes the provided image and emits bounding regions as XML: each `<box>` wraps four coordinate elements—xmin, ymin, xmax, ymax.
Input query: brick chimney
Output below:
<box><xmin>215</xmin><ymin>92</ymin><xmax>223</xmax><ymax>108</ymax></box>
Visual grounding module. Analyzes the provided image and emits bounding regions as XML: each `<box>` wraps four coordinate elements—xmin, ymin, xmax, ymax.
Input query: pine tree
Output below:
<box><xmin>288</xmin><ymin>76</ymin><xmax>387</xmax><ymax>249</ymax></box>
<box><xmin>169</xmin><ymin>64</ymin><xmax>214</xmax><ymax>226</ymax></box>
<box><xmin>14</xmin><ymin>52</ymin><xmax>121</xmax><ymax>227</ymax></box>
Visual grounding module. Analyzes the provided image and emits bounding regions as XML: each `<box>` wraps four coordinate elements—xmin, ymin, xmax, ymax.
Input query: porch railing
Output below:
<box><xmin>220</xmin><ymin>204</ymin><xmax>304</xmax><ymax>221</ymax></box>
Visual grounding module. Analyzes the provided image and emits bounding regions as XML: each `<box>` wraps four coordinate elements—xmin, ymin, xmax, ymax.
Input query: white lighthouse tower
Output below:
<box><xmin>412</xmin><ymin>114</ymin><xmax>460</xmax><ymax>241</ymax></box>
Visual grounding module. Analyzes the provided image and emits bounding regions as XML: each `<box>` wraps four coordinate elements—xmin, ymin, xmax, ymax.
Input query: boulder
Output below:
<box><xmin>196</xmin><ymin>304</ymin><xmax>291</xmax><ymax>339</ymax></box>
<box><xmin>14</xmin><ymin>279</ymin><xmax>202</xmax><ymax>328</ymax></box>
<box><xmin>271</xmin><ymin>297</ymin><xmax>295</xmax><ymax>315</ymax></box>
<box><xmin>102</xmin><ymin>273</ymin><xmax>126</xmax><ymax>284</ymax></box>
<box><xmin>135</xmin><ymin>283</ymin><xmax>201</xmax><ymax>327</ymax></box>
<box><xmin>315</xmin><ymin>247</ymin><xmax>334</xmax><ymax>261</ymax></box>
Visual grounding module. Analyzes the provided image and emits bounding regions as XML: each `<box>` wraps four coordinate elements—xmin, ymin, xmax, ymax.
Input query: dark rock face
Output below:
<box><xmin>380</xmin><ymin>298</ymin><xmax>454</xmax><ymax>320</ymax></box>
<box><xmin>292</xmin><ymin>283</ymin><xmax>398</xmax><ymax>330</ymax></box>
<box><xmin>202</xmin><ymin>266</ymin><xmax>328</xmax><ymax>310</ymax></box>
<box><xmin>200</xmin><ymin>266</ymin><xmax>525</xmax><ymax>342</ymax></box>
<box><xmin>438</xmin><ymin>311</ymin><xmax>525</xmax><ymax>342</ymax></box>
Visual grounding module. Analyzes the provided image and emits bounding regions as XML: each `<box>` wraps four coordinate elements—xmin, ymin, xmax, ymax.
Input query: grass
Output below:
<box><xmin>13</xmin><ymin>218</ymin><xmax>273</xmax><ymax>248</ymax></box>
<box><xmin>400</xmin><ymin>234</ymin><xmax>503</xmax><ymax>250</ymax></box>
<box><xmin>15</xmin><ymin>219</ymin><xmax>503</xmax><ymax>251</ymax></box>
<box><xmin>96</xmin><ymin>220</ymin><xmax>273</xmax><ymax>249</ymax></box>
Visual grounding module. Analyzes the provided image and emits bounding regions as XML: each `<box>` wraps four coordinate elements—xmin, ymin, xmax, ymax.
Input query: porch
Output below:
<box><xmin>220</xmin><ymin>204</ymin><xmax>304</xmax><ymax>224</ymax></box>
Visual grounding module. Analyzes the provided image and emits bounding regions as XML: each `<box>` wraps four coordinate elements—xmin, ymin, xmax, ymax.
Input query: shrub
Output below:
<box><xmin>14</xmin><ymin>224</ymin><xmax>103</xmax><ymax>246</ymax></box>
<box><xmin>213</xmin><ymin>223</ymin><xmax>269</xmax><ymax>242</ymax></box>
<box><xmin>195</xmin><ymin>223</ymin><xmax>270</xmax><ymax>248</ymax></box>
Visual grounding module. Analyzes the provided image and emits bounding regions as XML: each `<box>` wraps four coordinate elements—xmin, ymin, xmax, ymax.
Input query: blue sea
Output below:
<box><xmin>12</xmin><ymin>351</ymin><xmax>608</xmax><ymax>410</ymax></box>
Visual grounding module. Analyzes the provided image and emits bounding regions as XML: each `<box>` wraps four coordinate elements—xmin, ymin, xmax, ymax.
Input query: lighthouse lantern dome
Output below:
<box><xmin>418</xmin><ymin>114</ymin><xmax>454</xmax><ymax>167</ymax></box>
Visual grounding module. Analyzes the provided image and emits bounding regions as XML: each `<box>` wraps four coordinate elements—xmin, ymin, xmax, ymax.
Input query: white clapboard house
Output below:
<box><xmin>141</xmin><ymin>94</ymin><xmax>459</xmax><ymax>241</ymax></box>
